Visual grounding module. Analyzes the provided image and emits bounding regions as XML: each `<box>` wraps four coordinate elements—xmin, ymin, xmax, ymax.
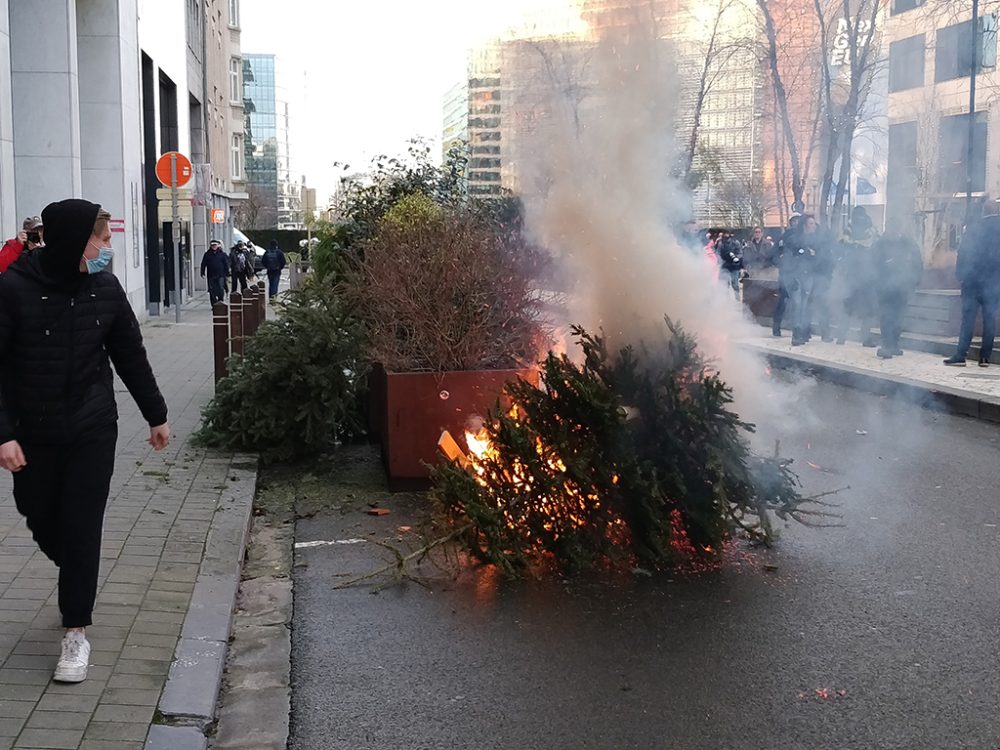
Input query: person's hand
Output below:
<box><xmin>149</xmin><ymin>424</ymin><xmax>170</xmax><ymax>451</ymax></box>
<box><xmin>16</xmin><ymin>231</ymin><xmax>26</xmax><ymax>244</ymax></box>
<box><xmin>0</xmin><ymin>440</ymin><xmax>26</xmax><ymax>472</ymax></box>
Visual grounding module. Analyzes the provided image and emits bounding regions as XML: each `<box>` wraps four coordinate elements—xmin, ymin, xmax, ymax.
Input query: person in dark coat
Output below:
<box><xmin>945</xmin><ymin>207</ymin><xmax>1000</xmax><ymax>366</ymax></box>
<box><xmin>786</xmin><ymin>214</ymin><xmax>821</xmax><ymax>346</ymax></box>
<box><xmin>873</xmin><ymin>231</ymin><xmax>923</xmax><ymax>360</ymax></box>
<box><xmin>811</xmin><ymin>221</ymin><xmax>838</xmax><ymax>341</ymax></box>
<box><xmin>200</xmin><ymin>239</ymin><xmax>229</xmax><ymax>305</ymax></box>
<box><xmin>0</xmin><ymin>199</ymin><xmax>170</xmax><ymax>683</ymax></box>
<box><xmin>229</xmin><ymin>241</ymin><xmax>249</xmax><ymax>295</ymax></box>
<box><xmin>262</xmin><ymin>240</ymin><xmax>286</xmax><ymax>301</ymax></box>
<box><xmin>834</xmin><ymin>206</ymin><xmax>879</xmax><ymax>346</ymax></box>
<box><xmin>715</xmin><ymin>233</ymin><xmax>745</xmax><ymax>298</ymax></box>
<box><xmin>771</xmin><ymin>213</ymin><xmax>801</xmax><ymax>337</ymax></box>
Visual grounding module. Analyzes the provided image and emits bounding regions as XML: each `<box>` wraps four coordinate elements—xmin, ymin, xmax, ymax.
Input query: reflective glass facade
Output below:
<box><xmin>243</xmin><ymin>53</ymin><xmax>279</xmax><ymax>227</ymax></box>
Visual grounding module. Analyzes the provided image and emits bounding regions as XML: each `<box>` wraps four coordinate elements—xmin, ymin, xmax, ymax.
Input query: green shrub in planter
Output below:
<box><xmin>195</xmin><ymin>280</ymin><xmax>369</xmax><ymax>461</ymax></box>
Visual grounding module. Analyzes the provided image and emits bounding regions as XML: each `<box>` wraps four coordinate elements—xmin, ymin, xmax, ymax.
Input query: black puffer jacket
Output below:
<box><xmin>0</xmin><ymin>199</ymin><xmax>168</xmax><ymax>445</ymax></box>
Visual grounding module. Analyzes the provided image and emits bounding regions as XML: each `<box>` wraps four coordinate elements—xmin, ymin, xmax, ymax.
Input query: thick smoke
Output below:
<box><xmin>507</xmin><ymin>0</ymin><xmax>807</xmax><ymax>427</ymax></box>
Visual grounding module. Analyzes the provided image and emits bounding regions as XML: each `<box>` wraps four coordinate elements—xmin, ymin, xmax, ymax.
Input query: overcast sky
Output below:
<box><xmin>239</xmin><ymin>0</ymin><xmax>573</xmax><ymax>203</ymax></box>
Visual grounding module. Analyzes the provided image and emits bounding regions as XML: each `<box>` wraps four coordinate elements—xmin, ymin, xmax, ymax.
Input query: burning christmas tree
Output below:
<box><xmin>432</xmin><ymin>321</ymin><xmax>824</xmax><ymax>578</ymax></box>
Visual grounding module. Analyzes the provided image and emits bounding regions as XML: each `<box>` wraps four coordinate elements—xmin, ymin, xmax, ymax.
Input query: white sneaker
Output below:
<box><xmin>53</xmin><ymin>631</ymin><xmax>90</xmax><ymax>683</ymax></box>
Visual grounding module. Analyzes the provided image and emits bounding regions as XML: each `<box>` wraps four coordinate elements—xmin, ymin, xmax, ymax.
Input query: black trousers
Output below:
<box><xmin>772</xmin><ymin>282</ymin><xmax>788</xmax><ymax>334</ymax></box>
<box><xmin>208</xmin><ymin>276</ymin><xmax>226</xmax><ymax>305</ymax></box>
<box><xmin>879</xmin><ymin>289</ymin><xmax>908</xmax><ymax>351</ymax></box>
<box><xmin>957</xmin><ymin>281</ymin><xmax>1000</xmax><ymax>361</ymax></box>
<box><xmin>231</xmin><ymin>271</ymin><xmax>247</xmax><ymax>294</ymax></box>
<box><xmin>12</xmin><ymin>426</ymin><xmax>117</xmax><ymax>628</ymax></box>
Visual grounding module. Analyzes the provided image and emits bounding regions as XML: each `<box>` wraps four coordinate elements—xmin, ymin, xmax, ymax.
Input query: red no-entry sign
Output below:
<box><xmin>155</xmin><ymin>151</ymin><xmax>193</xmax><ymax>188</ymax></box>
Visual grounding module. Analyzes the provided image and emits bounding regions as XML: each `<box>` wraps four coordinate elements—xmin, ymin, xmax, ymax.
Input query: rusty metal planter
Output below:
<box><xmin>377</xmin><ymin>368</ymin><xmax>537</xmax><ymax>489</ymax></box>
<box><xmin>742</xmin><ymin>278</ymin><xmax>780</xmax><ymax>320</ymax></box>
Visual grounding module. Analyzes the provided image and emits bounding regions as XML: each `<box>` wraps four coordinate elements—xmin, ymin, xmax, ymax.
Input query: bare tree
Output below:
<box><xmin>756</xmin><ymin>0</ymin><xmax>808</xmax><ymax>211</ymax></box>
<box><xmin>232</xmin><ymin>185</ymin><xmax>264</xmax><ymax>230</ymax></box>
<box><xmin>680</xmin><ymin>0</ymin><xmax>756</xmax><ymax>181</ymax></box>
<box><xmin>812</xmin><ymin>0</ymin><xmax>886</xmax><ymax>227</ymax></box>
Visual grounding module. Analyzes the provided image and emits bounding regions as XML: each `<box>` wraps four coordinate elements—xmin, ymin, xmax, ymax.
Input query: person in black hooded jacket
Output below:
<box><xmin>0</xmin><ymin>198</ymin><xmax>170</xmax><ymax>684</ymax></box>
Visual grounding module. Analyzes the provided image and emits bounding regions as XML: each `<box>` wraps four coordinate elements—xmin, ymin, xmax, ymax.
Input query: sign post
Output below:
<box><xmin>155</xmin><ymin>151</ymin><xmax>193</xmax><ymax>322</ymax></box>
<box><xmin>171</xmin><ymin>154</ymin><xmax>181</xmax><ymax>323</ymax></box>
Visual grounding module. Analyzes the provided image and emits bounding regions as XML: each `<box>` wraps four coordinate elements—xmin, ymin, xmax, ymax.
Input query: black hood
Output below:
<box><xmin>37</xmin><ymin>199</ymin><xmax>101</xmax><ymax>283</ymax></box>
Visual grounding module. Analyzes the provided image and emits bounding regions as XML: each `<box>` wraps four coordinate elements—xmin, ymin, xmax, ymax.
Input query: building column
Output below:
<box><xmin>9</xmin><ymin>0</ymin><xmax>82</xmax><ymax>219</ymax></box>
<box><xmin>0</xmin><ymin>0</ymin><xmax>16</xmax><ymax>235</ymax></box>
<box><xmin>77</xmin><ymin>0</ymin><xmax>145</xmax><ymax>314</ymax></box>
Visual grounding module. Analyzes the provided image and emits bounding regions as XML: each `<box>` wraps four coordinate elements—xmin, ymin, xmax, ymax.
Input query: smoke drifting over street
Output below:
<box><xmin>508</xmin><ymin>0</ymin><xmax>806</xmax><ymax>427</ymax></box>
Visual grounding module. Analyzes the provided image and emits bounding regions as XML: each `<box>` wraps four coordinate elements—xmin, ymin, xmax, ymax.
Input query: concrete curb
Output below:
<box><xmin>758</xmin><ymin>346</ymin><xmax>1000</xmax><ymax>424</ymax></box>
<box><xmin>145</xmin><ymin>454</ymin><xmax>260</xmax><ymax>750</ymax></box>
<box><xmin>211</xmin><ymin>519</ymin><xmax>294</xmax><ymax>750</ymax></box>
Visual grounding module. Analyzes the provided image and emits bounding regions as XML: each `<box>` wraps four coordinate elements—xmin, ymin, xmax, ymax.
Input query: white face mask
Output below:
<box><xmin>85</xmin><ymin>240</ymin><xmax>114</xmax><ymax>274</ymax></box>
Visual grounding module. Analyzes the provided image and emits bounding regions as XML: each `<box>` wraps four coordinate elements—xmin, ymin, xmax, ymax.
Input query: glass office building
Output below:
<box><xmin>243</xmin><ymin>53</ymin><xmax>301</xmax><ymax>228</ymax></box>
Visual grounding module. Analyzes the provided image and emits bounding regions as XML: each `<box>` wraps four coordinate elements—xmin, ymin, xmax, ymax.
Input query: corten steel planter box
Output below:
<box><xmin>742</xmin><ymin>278</ymin><xmax>780</xmax><ymax>320</ymax></box>
<box><xmin>378</xmin><ymin>368</ymin><xmax>538</xmax><ymax>489</ymax></box>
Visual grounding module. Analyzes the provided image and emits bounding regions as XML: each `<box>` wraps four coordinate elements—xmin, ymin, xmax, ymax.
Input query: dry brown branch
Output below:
<box><xmin>332</xmin><ymin>524</ymin><xmax>474</xmax><ymax>591</ymax></box>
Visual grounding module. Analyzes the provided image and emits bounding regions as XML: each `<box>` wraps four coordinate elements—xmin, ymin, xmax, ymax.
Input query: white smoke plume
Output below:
<box><xmin>504</xmin><ymin>0</ymin><xmax>809</xmax><ymax>428</ymax></box>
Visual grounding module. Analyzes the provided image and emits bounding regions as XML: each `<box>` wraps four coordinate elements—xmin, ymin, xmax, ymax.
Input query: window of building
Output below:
<box><xmin>231</xmin><ymin>134</ymin><xmax>243</xmax><ymax>180</ymax></box>
<box><xmin>229</xmin><ymin>58</ymin><xmax>241</xmax><ymax>103</ymax></box>
<box><xmin>889</xmin><ymin>35</ymin><xmax>925</xmax><ymax>92</ymax></box>
<box><xmin>229</xmin><ymin>0</ymin><xmax>240</xmax><ymax>27</ymax></box>
<box><xmin>891</xmin><ymin>0</ymin><xmax>922</xmax><ymax>14</ymax></box>
<box><xmin>938</xmin><ymin>112</ymin><xmax>987</xmax><ymax>194</ymax></box>
<box><xmin>186</xmin><ymin>0</ymin><xmax>204</xmax><ymax>55</ymax></box>
<box><xmin>887</xmin><ymin>121</ymin><xmax>918</xmax><ymax>188</ymax></box>
<box><xmin>935</xmin><ymin>17</ymin><xmax>998</xmax><ymax>83</ymax></box>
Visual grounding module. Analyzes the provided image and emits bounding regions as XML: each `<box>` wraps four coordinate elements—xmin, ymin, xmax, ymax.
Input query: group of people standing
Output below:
<box><xmin>200</xmin><ymin>238</ymin><xmax>286</xmax><ymax>306</ymax></box>
<box><xmin>769</xmin><ymin>207</ymin><xmax>923</xmax><ymax>360</ymax></box>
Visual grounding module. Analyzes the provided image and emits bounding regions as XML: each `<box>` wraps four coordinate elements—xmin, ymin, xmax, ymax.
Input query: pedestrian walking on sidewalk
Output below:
<box><xmin>229</xmin><ymin>241</ymin><xmax>249</xmax><ymax>295</ymax></box>
<box><xmin>262</xmin><ymin>240</ymin><xmax>286</xmax><ymax>301</ymax></box>
<box><xmin>0</xmin><ymin>199</ymin><xmax>170</xmax><ymax>683</ymax></box>
<box><xmin>201</xmin><ymin>239</ymin><xmax>230</xmax><ymax>305</ymax></box>
<box><xmin>873</xmin><ymin>231</ymin><xmax>922</xmax><ymax>360</ymax></box>
<box><xmin>944</xmin><ymin>206</ymin><xmax>1000</xmax><ymax>367</ymax></box>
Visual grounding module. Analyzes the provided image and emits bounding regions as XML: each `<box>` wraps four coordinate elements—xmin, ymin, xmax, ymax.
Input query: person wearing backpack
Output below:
<box><xmin>229</xmin><ymin>242</ymin><xmax>249</xmax><ymax>294</ymax></box>
<box><xmin>261</xmin><ymin>240</ymin><xmax>286</xmax><ymax>301</ymax></box>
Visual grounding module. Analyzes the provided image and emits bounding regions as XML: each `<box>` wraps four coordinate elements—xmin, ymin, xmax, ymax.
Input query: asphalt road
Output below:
<box><xmin>289</xmin><ymin>380</ymin><xmax>1000</xmax><ymax>750</ymax></box>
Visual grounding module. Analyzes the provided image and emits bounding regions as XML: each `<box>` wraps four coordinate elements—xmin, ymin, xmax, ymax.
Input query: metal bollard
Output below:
<box><xmin>229</xmin><ymin>292</ymin><xmax>245</xmax><ymax>358</ymax></box>
<box><xmin>212</xmin><ymin>302</ymin><xmax>229</xmax><ymax>384</ymax></box>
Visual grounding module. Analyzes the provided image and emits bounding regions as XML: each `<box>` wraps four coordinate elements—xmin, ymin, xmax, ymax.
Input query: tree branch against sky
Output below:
<box><xmin>756</xmin><ymin>0</ymin><xmax>807</xmax><ymax>211</ymax></box>
<box><xmin>681</xmin><ymin>0</ymin><xmax>753</xmax><ymax>181</ymax></box>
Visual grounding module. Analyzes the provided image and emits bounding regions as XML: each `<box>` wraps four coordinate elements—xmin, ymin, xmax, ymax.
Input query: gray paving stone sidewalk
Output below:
<box><xmin>743</xmin><ymin>330</ymin><xmax>1000</xmax><ymax>403</ymax></box>
<box><xmin>0</xmin><ymin>296</ymin><xmax>250</xmax><ymax>750</ymax></box>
